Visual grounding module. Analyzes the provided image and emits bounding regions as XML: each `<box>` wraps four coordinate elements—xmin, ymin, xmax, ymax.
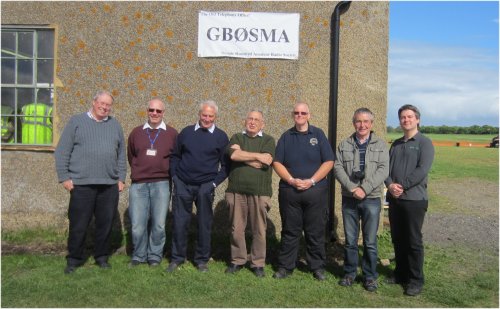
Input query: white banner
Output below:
<box><xmin>198</xmin><ymin>11</ymin><xmax>300</xmax><ymax>60</ymax></box>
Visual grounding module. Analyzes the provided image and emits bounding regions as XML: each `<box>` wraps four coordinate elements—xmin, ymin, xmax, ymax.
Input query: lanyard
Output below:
<box><xmin>146</xmin><ymin>128</ymin><xmax>161</xmax><ymax>149</ymax></box>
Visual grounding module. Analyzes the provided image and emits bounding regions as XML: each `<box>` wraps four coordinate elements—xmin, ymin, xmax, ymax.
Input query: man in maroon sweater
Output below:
<box><xmin>127</xmin><ymin>98</ymin><xmax>178</xmax><ymax>267</ymax></box>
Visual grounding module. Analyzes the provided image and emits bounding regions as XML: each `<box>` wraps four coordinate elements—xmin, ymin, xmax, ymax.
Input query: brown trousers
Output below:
<box><xmin>225</xmin><ymin>193</ymin><xmax>271</xmax><ymax>268</ymax></box>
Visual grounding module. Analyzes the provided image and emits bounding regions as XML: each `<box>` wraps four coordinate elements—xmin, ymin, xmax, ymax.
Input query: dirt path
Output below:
<box><xmin>423</xmin><ymin>178</ymin><xmax>499</xmax><ymax>251</ymax></box>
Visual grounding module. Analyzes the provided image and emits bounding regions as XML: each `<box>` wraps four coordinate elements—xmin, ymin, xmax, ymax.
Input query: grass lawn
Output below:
<box><xmin>1</xmin><ymin>237</ymin><xmax>498</xmax><ymax>308</ymax></box>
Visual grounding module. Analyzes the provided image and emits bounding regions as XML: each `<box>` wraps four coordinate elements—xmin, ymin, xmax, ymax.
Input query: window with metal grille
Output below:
<box><xmin>1</xmin><ymin>27</ymin><xmax>55</xmax><ymax>146</ymax></box>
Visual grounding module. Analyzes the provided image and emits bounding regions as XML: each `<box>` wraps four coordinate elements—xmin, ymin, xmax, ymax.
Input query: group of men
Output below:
<box><xmin>55</xmin><ymin>90</ymin><xmax>433</xmax><ymax>297</ymax></box>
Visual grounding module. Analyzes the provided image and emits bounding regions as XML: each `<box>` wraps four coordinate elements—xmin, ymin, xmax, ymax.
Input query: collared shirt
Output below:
<box><xmin>143</xmin><ymin>121</ymin><xmax>167</xmax><ymax>131</ymax></box>
<box><xmin>242</xmin><ymin>130</ymin><xmax>263</xmax><ymax>137</ymax></box>
<box><xmin>194</xmin><ymin>122</ymin><xmax>215</xmax><ymax>133</ymax></box>
<box><xmin>87</xmin><ymin>110</ymin><xmax>109</xmax><ymax>122</ymax></box>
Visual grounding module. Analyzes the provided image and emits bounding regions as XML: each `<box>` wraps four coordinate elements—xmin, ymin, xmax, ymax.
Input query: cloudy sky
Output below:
<box><xmin>387</xmin><ymin>1</ymin><xmax>499</xmax><ymax>127</ymax></box>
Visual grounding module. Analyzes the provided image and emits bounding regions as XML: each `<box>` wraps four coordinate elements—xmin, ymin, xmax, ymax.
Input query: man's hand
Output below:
<box><xmin>351</xmin><ymin>187</ymin><xmax>366</xmax><ymax>200</ymax></box>
<box><xmin>257</xmin><ymin>153</ymin><xmax>273</xmax><ymax>166</ymax></box>
<box><xmin>388</xmin><ymin>183</ymin><xmax>403</xmax><ymax>198</ymax></box>
<box><xmin>118</xmin><ymin>181</ymin><xmax>125</xmax><ymax>192</ymax></box>
<box><xmin>62</xmin><ymin>179</ymin><xmax>74</xmax><ymax>192</ymax></box>
<box><xmin>295</xmin><ymin>179</ymin><xmax>314</xmax><ymax>191</ymax></box>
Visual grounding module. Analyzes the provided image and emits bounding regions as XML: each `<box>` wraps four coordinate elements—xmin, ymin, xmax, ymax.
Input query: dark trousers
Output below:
<box><xmin>66</xmin><ymin>184</ymin><xmax>119</xmax><ymax>266</ymax></box>
<box><xmin>170</xmin><ymin>176</ymin><xmax>215</xmax><ymax>265</ymax></box>
<box><xmin>388</xmin><ymin>197</ymin><xmax>428</xmax><ymax>287</ymax></box>
<box><xmin>277</xmin><ymin>186</ymin><xmax>328</xmax><ymax>272</ymax></box>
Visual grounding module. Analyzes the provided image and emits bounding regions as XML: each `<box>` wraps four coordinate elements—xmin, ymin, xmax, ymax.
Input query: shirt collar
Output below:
<box><xmin>195</xmin><ymin>122</ymin><xmax>215</xmax><ymax>133</ymax></box>
<box><xmin>354</xmin><ymin>132</ymin><xmax>371</xmax><ymax>145</ymax></box>
<box><xmin>291</xmin><ymin>125</ymin><xmax>312</xmax><ymax>134</ymax></box>
<box><xmin>87</xmin><ymin>110</ymin><xmax>109</xmax><ymax>122</ymax></box>
<box><xmin>143</xmin><ymin>121</ymin><xmax>167</xmax><ymax>131</ymax></box>
<box><xmin>242</xmin><ymin>130</ymin><xmax>263</xmax><ymax>137</ymax></box>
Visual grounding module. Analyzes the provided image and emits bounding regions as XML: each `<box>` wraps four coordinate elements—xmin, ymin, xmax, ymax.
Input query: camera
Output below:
<box><xmin>353</xmin><ymin>170</ymin><xmax>365</xmax><ymax>180</ymax></box>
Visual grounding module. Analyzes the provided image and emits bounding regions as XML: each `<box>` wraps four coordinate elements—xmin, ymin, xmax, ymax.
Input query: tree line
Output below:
<box><xmin>387</xmin><ymin>125</ymin><xmax>499</xmax><ymax>135</ymax></box>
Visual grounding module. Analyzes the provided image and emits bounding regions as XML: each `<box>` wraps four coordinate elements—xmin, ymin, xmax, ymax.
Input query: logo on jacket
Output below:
<box><xmin>310</xmin><ymin>138</ymin><xmax>318</xmax><ymax>146</ymax></box>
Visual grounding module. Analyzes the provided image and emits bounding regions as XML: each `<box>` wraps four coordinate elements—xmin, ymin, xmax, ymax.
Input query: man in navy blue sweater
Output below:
<box><xmin>167</xmin><ymin>100</ymin><xmax>229</xmax><ymax>273</ymax></box>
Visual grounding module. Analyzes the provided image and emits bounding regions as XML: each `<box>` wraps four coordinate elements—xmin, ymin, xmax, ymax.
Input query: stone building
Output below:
<box><xmin>1</xmin><ymin>2</ymin><xmax>389</xmax><ymax>245</ymax></box>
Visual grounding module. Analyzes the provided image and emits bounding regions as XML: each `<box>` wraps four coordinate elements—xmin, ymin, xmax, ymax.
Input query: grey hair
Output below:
<box><xmin>199</xmin><ymin>100</ymin><xmax>219</xmax><ymax>114</ymax></box>
<box><xmin>93</xmin><ymin>90</ymin><xmax>114</xmax><ymax>103</ymax></box>
<box><xmin>247</xmin><ymin>109</ymin><xmax>264</xmax><ymax>118</ymax></box>
<box><xmin>352</xmin><ymin>107</ymin><xmax>374</xmax><ymax>123</ymax></box>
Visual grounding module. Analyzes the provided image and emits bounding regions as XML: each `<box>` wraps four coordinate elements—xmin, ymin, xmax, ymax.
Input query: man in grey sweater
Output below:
<box><xmin>335</xmin><ymin>108</ymin><xmax>389</xmax><ymax>292</ymax></box>
<box><xmin>55</xmin><ymin>90</ymin><xmax>127</xmax><ymax>274</ymax></box>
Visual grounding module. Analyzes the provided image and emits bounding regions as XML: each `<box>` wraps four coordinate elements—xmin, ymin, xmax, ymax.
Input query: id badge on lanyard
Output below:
<box><xmin>146</xmin><ymin>128</ymin><xmax>160</xmax><ymax>156</ymax></box>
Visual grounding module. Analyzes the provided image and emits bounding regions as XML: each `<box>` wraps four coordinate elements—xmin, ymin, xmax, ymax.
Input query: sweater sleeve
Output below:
<box><xmin>54</xmin><ymin>116</ymin><xmax>77</xmax><ymax>183</ymax></box>
<box><xmin>117</xmin><ymin>122</ymin><xmax>127</xmax><ymax>182</ymax></box>
<box><xmin>213</xmin><ymin>130</ymin><xmax>230</xmax><ymax>186</ymax></box>
<box><xmin>169</xmin><ymin>130</ymin><xmax>183</xmax><ymax>178</ymax></box>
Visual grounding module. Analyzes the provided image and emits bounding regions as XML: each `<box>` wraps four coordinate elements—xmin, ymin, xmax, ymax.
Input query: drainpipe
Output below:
<box><xmin>328</xmin><ymin>1</ymin><xmax>351</xmax><ymax>242</ymax></box>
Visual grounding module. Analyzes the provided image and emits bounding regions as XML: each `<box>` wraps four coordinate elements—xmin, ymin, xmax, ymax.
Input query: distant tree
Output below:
<box><xmin>405</xmin><ymin>125</ymin><xmax>498</xmax><ymax>134</ymax></box>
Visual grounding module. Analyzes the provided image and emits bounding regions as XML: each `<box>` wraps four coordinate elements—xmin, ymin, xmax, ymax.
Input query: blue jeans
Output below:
<box><xmin>342</xmin><ymin>196</ymin><xmax>381</xmax><ymax>280</ymax></box>
<box><xmin>129</xmin><ymin>180</ymin><xmax>170</xmax><ymax>263</ymax></box>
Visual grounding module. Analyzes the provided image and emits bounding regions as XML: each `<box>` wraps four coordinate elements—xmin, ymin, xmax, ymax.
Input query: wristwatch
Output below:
<box><xmin>310</xmin><ymin>178</ymin><xmax>316</xmax><ymax>186</ymax></box>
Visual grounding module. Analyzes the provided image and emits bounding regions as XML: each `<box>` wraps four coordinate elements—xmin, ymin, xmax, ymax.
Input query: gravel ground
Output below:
<box><xmin>423</xmin><ymin>178</ymin><xmax>499</xmax><ymax>251</ymax></box>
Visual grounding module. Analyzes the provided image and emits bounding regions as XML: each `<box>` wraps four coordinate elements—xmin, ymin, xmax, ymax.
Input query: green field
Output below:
<box><xmin>386</xmin><ymin>133</ymin><xmax>497</xmax><ymax>144</ymax></box>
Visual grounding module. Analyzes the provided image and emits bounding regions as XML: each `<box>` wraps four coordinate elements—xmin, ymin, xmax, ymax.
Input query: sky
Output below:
<box><xmin>387</xmin><ymin>1</ymin><xmax>499</xmax><ymax>127</ymax></box>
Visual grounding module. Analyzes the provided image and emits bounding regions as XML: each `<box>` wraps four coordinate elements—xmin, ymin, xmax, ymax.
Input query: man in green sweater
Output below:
<box><xmin>55</xmin><ymin>90</ymin><xmax>127</xmax><ymax>274</ymax></box>
<box><xmin>224</xmin><ymin>110</ymin><xmax>276</xmax><ymax>277</ymax></box>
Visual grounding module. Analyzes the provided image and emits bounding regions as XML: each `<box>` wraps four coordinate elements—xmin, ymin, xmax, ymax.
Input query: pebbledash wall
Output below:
<box><xmin>1</xmin><ymin>2</ymin><xmax>389</xmax><ymax>242</ymax></box>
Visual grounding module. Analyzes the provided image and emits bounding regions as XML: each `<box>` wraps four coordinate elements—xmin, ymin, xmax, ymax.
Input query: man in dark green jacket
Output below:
<box><xmin>225</xmin><ymin>110</ymin><xmax>275</xmax><ymax>278</ymax></box>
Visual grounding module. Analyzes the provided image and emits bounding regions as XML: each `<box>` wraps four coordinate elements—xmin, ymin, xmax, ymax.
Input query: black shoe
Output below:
<box><xmin>165</xmin><ymin>262</ymin><xmax>180</xmax><ymax>273</ymax></box>
<box><xmin>405</xmin><ymin>284</ymin><xmax>422</xmax><ymax>296</ymax></box>
<box><xmin>64</xmin><ymin>265</ymin><xmax>77</xmax><ymax>274</ymax></box>
<box><xmin>197</xmin><ymin>263</ymin><xmax>209</xmax><ymax>272</ymax></box>
<box><xmin>148</xmin><ymin>260</ymin><xmax>160</xmax><ymax>267</ymax></box>
<box><xmin>225</xmin><ymin>263</ymin><xmax>243</xmax><ymax>274</ymax></box>
<box><xmin>338</xmin><ymin>276</ymin><xmax>354</xmax><ymax>287</ymax></box>
<box><xmin>128</xmin><ymin>260</ymin><xmax>142</xmax><ymax>268</ymax></box>
<box><xmin>273</xmin><ymin>268</ymin><xmax>292</xmax><ymax>279</ymax></box>
<box><xmin>313</xmin><ymin>269</ymin><xmax>326</xmax><ymax>281</ymax></box>
<box><xmin>364</xmin><ymin>279</ymin><xmax>378</xmax><ymax>292</ymax></box>
<box><xmin>97</xmin><ymin>261</ymin><xmax>111</xmax><ymax>269</ymax></box>
<box><xmin>384</xmin><ymin>276</ymin><xmax>401</xmax><ymax>285</ymax></box>
<box><xmin>252</xmin><ymin>267</ymin><xmax>265</xmax><ymax>278</ymax></box>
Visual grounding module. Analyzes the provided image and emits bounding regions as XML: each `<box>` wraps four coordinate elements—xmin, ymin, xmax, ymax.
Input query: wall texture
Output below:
<box><xmin>1</xmin><ymin>1</ymin><xmax>389</xmax><ymax>240</ymax></box>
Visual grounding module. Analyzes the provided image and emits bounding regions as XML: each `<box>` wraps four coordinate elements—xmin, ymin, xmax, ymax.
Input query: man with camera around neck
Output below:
<box><xmin>334</xmin><ymin>108</ymin><xmax>389</xmax><ymax>292</ymax></box>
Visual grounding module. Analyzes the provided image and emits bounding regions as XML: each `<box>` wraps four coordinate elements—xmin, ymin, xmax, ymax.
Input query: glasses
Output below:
<box><xmin>148</xmin><ymin>108</ymin><xmax>164</xmax><ymax>114</ymax></box>
<box><xmin>293</xmin><ymin>111</ymin><xmax>308</xmax><ymax>116</ymax></box>
<box><xmin>246</xmin><ymin>117</ymin><xmax>262</xmax><ymax>123</ymax></box>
